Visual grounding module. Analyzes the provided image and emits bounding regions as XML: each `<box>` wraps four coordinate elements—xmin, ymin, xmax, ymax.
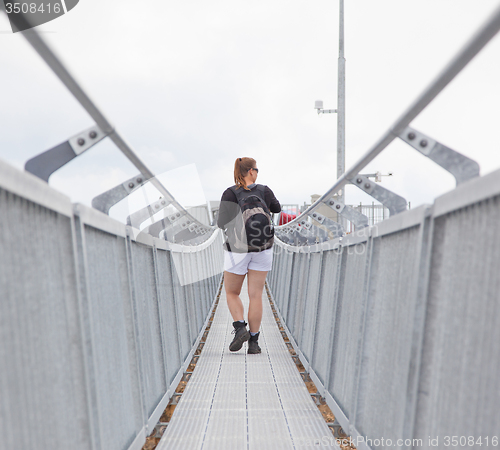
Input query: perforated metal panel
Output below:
<box><xmin>414</xmin><ymin>196</ymin><xmax>500</xmax><ymax>442</ymax></box>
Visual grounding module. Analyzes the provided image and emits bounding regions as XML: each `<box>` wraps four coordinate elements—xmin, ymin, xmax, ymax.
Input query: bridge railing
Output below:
<box><xmin>268</xmin><ymin>170</ymin><xmax>500</xmax><ymax>449</ymax></box>
<box><xmin>267</xmin><ymin>4</ymin><xmax>500</xmax><ymax>449</ymax></box>
<box><xmin>275</xmin><ymin>5</ymin><xmax>500</xmax><ymax>244</ymax></box>
<box><xmin>0</xmin><ymin>158</ymin><xmax>224</xmax><ymax>450</ymax></box>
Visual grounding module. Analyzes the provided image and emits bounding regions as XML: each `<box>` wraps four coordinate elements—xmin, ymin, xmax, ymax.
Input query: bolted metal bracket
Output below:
<box><xmin>181</xmin><ymin>372</ymin><xmax>193</xmax><ymax>382</ymax></box>
<box><xmin>308</xmin><ymin>212</ymin><xmax>344</xmax><ymax>239</ymax></box>
<box><xmin>300</xmin><ymin>372</ymin><xmax>311</xmax><ymax>382</ymax></box>
<box><xmin>295</xmin><ymin>218</ymin><xmax>344</xmax><ymax>244</ymax></box>
<box><xmin>310</xmin><ymin>392</ymin><xmax>322</xmax><ymax>406</ymax></box>
<box><xmin>126</xmin><ymin>197</ymin><xmax>172</xmax><ymax>228</ymax></box>
<box><xmin>323</xmin><ymin>197</ymin><xmax>369</xmax><ymax>229</ymax></box>
<box><xmin>170</xmin><ymin>393</ymin><xmax>182</xmax><ymax>405</ymax></box>
<box><xmin>326</xmin><ymin>419</ymin><xmax>346</xmax><ymax>438</ymax></box>
<box><xmin>275</xmin><ymin>224</ymin><xmax>323</xmax><ymax>245</ymax></box>
<box><xmin>25</xmin><ymin>125</ymin><xmax>107</xmax><ymax>182</ymax></box>
<box><xmin>92</xmin><ymin>173</ymin><xmax>150</xmax><ymax>215</ymax></box>
<box><xmin>398</xmin><ymin>126</ymin><xmax>480</xmax><ymax>185</ymax></box>
<box><xmin>151</xmin><ymin>422</ymin><xmax>169</xmax><ymax>439</ymax></box>
<box><xmin>349</xmin><ymin>174</ymin><xmax>407</xmax><ymax>216</ymax></box>
<box><xmin>153</xmin><ymin>211</ymin><xmax>210</xmax><ymax>241</ymax></box>
<box><xmin>146</xmin><ymin>218</ymin><xmax>172</xmax><ymax>238</ymax></box>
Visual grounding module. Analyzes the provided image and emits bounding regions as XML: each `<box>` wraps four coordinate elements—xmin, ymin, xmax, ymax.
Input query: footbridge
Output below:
<box><xmin>2</xmin><ymin>6</ymin><xmax>500</xmax><ymax>450</ymax></box>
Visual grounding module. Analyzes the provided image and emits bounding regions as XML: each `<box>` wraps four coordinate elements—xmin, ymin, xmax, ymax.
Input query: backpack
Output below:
<box><xmin>227</xmin><ymin>185</ymin><xmax>274</xmax><ymax>252</ymax></box>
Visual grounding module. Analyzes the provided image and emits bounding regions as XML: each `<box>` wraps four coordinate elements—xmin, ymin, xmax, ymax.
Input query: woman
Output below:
<box><xmin>217</xmin><ymin>157</ymin><xmax>281</xmax><ymax>354</ymax></box>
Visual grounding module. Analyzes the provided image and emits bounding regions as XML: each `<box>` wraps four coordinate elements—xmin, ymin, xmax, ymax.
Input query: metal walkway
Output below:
<box><xmin>157</xmin><ymin>280</ymin><xmax>338</xmax><ymax>449</ymax></box>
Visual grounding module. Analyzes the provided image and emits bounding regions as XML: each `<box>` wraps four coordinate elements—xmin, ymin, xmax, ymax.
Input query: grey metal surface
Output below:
<box><xmin>399</xmin><ymin>126</ymin><xmax>480</xmax><ymax>184</ymax></box>
<box><xmin>354</xmin><ymin>226</ymin><xmax>423</xmax><ymax>445</ymax></box>
<box><xmin>0</xmin><ymin>155</ymin><xmax>73</xmax><ymax>216</ymax></box>
<box><xmin>0</xmin><ymin>164</ymin><xmax>90</xmax><ymax>450</ymax></box>
<box><xmin>349</xmin><ymin>174</ymin><xmax>407</xmax><ymax>216</ymax></box>
<box><xmin>269</xmin><ymin>162</ymin><xmax>500</xmax><ymax>449</ymax></box>
<box><xmin>24</xmin><ymin>140</ymin><xmax>77</xmax><ymax>182</ymax></box>
<box><xmin>0</xmin><ymin>159</ymin><xmax>223</xmax><ymax>450</ymax></box>
<box><xmin>92</xmin><ymin>173</ymin><xmax>149</xmax><ymax>215</ymax></box>
<box><xmin>158</xmin><ymin>280</ymin><xmax>337</xmax><ymax>449</ymax></box>
<box><xmin>74</xmin><ymin>223</ymin><xmax>143</xmax><ymax>450</ymax></box>
<box><xmin>414</xmin><ymin>193</ymin><xmax>500</xmax><ymax>444</ymax></box>
<box><xmin>329</xmin><ymin>240</ymin><xmax>371</xmax><ymax>419</ymax></box>
<box><xmin>337</xmin><ymin>0</ymin><xmax>346</xmax><ymax>207</ymax></box>
<box><xmin>299</xmin><ymin>252</ymin><xmax>323</xmax><ymax>363</ymax></box>
<box><xmin>25</xmin><ymin>125</ymin><xmax>107</xmax><ymax>183</ymax></box>
<box><xmin>324</xmin><ymin>197</ymin><xmax>369</xmax><ymax>228</ymax></box>
<box><xmin>68</xmin><ymin>125</ymin><xmax>107</xmax><ymax>156</ymax></box>
<box><xmin>126</xmin><ymin>197</ymin><xmax>171</xmax><ymax>228</ymax></box>
<box><xmin>128</xmin><ymin>241</ymin><xmax>167</xmax><ymax>418</ymax></box>
<box><xmin>432</xmin><ymin>165</ymin><xmax>500</xmax><ymax>218</ymax></box>
<box><xmin>310</xmin><ymin>250</ymin><xmax>342</xmax><ymax>388</ymax></box>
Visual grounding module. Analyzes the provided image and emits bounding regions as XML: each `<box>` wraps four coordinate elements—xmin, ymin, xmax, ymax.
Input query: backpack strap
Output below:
<box><xmin>229</xmin><ymin>184</ymin><xmax>267</xmax><ymax>205</ymax></box>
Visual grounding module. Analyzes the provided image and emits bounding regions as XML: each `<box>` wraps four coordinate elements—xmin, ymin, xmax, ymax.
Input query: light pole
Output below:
<box><xmin>337</xmin><ymin>0</ymin><xmax>345</xmax><ymax>206</ymax></box>
<box><xmin>314</xmin><ymin>0</ymin><xmax>345</xmax><ymax>206</ymax></box>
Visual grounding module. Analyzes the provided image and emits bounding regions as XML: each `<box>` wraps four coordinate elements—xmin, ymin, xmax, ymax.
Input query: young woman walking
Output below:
<box><xmin>217</xmin><ymin>157</ymin><xmax>281</xmax><ymax>354</ymax></box>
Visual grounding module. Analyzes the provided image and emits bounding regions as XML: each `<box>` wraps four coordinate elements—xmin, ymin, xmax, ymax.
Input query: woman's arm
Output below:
<box><xmin>264</xmin><ymin>186</ymin><xmax>281</xmax><ymax>213</ymax></box>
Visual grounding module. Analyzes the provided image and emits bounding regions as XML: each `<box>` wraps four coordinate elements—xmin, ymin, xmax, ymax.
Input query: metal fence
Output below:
<box><xmin>268</xmin><ymin>169</ymin><xmax>500</xmax><ymax>449</ymax></box>
<box><xmin>0</xmin><ymin>158</ymin><xmax>224</xmax><ymax>450</ymax></box>
<box><xmin>267</xmin><ymin>5</ymin><xmax>500</xmax><ymax>448</ymax></box>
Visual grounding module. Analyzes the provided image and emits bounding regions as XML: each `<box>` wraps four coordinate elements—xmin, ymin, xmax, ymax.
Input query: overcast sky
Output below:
<box><xmin>1</xmin><ymin>0</ymin><xmax>500</xmax><ymax>221</ymax></box>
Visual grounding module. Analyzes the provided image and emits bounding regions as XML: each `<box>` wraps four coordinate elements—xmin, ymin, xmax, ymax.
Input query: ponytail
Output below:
<box><xmin>234</xmin><ymin>157</ymin><xmax>256</xmax><ymax>190</ymax></box>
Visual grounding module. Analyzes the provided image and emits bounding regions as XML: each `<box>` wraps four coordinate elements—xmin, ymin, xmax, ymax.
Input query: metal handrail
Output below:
<box><xmin>279</xmin><ymin>2</ymin><xmax>500</xmax><ymax>230</ymax></box>
<box><xmin>7</xmin><ymin>17</ymin><xmax>213</xmax><ymax>236</ymax></box>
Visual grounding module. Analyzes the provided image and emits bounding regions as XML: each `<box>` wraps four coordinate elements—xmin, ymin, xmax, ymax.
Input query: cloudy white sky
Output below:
<box><xmin>1</xmin><ymin>0</ymin><xmax>500</xmax><ymax>220</ymax></box>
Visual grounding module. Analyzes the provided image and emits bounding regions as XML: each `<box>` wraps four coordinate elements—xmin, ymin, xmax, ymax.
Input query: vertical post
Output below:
<box><xmin>337</xmin><ymin>0</ymin><xmax>346</xmax><ymax>205</ymax></box>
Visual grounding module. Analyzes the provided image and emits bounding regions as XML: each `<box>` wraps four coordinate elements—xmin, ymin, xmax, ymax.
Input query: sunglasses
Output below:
<box><xmin>251</xmin><ymin>167</ymin><xmax>259</xmax><ymax>173</ymax></box>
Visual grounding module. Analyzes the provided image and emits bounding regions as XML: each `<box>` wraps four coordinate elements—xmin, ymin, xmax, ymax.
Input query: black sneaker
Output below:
<box><xmin>229</xmin><ymin>321</ymin><xmax>250</xmax><ymax>352</ymax></box>
<box><xmin>247</xmin><ymin>332</ymin><xmax>261</xmax><ymax>354</ymax></box>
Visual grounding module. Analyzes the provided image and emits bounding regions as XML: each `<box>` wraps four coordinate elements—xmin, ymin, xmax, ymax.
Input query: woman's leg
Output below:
<box><xmin>224</xmin><ymin>271</ymin><xmax>246</xmax><ymax>321</ymax></box>
<box><xmin>246</xmin><ymin>269</ymin><xmax>268</xmax><ymax>333</ymax></box>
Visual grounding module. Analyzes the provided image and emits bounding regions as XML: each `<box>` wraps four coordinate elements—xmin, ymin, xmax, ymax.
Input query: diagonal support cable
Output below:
<box><xmin>275</xmin><ymin>4</ymin><xmax>500</xmax><ymax>233</ymax></box>
<box><xmin>6</xmin><ymin>15</ymin><xmax>212</xmax><ymax>239</ymax></box>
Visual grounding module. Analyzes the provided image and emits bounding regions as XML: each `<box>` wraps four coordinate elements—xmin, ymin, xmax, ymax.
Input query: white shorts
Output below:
<box><xmin>224</xmin><ymin>248</ymin><xmax>274</xmax><ymax>275</ymax></box>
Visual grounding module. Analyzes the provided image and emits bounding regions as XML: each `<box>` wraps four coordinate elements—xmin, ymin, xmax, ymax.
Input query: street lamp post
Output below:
<box><xmin>314</xmin><ymin>0</ymin><xmax>346</xmax><ymax>226</ymax></box>
<box><xmin>337</xmin><ymin>0</ymin><xmax>345</xmax><ymax>206</ymax></box>
<box><xmin>315</xmin><ymin>1</ymin><xmax>345</xmax><ymax>201</ymax></box>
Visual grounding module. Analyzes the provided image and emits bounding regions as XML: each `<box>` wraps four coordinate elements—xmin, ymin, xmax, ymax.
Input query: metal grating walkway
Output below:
<box><xmin>157</xmin><ymin>279</ymin><xmax>339</xmax><ymax>449</ymax></box>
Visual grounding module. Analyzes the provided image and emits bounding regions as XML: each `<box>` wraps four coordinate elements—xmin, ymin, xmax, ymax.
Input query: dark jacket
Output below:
<box><xmin>217</xmin><ymin>184</ymin><xmax>281</xmax><ymax>252</ymax></box>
